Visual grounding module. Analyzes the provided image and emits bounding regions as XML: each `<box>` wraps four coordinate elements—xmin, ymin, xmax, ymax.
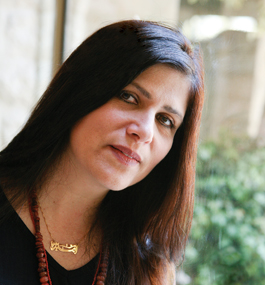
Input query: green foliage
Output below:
<box><xmin>183</xmin><ymin>138</ymin><xmax>265</xmax><ymax>285</ymax></box>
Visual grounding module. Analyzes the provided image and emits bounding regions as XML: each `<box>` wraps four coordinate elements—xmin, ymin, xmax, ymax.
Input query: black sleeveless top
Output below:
<box><xmin>0</xmin><ymin>188</ymin><xmax>98</xmax><ymax>285</ymax></box>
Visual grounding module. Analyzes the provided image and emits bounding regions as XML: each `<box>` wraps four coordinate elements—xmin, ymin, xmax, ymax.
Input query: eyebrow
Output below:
<box><xmin>131</xmin><ymin>82</ymin><xmax>151</xmax><ymax>99</ymax></box>
<box><xmin>130</xmin><ymin>82</ymin><xmax>184</xmax><ymax>119</ymax></box>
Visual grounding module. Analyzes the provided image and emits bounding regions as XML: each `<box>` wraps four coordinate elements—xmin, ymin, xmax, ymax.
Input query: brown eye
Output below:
<box><xmin>156</xmin><ymin>114</ymin><xmax>174</xmax><ymax>128</ymax></box>
<box><xmin>120</xmin><ymin>91</ymin><xmax>138</xmax><ymax>104</ymax></box>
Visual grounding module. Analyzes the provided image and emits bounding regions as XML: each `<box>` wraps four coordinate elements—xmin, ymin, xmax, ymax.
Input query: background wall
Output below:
<box><xmin>180</xmin><ymin>0</ymin><xmax>265</xmax><ymax>143</ymax></box>
<box><xmin>1</xmin><ymin>0</ymin><xmax>264</xmax><ymax>148</ymax></box>
<box><xmin>0</xmin><ymin>0</ymin><xmax>55</xmax><ymax>146</ymax></box>
<box><xmin>0</xmin><ymin>0</ymin><xmax>180</xmax><ymax>148</ymax></box>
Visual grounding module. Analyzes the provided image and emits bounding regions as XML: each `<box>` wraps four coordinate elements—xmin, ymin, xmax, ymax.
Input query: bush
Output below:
<box><xmin>183</xmin><ymin>138</ymin><xmax>265</xmax><ymax>285</ymax></box>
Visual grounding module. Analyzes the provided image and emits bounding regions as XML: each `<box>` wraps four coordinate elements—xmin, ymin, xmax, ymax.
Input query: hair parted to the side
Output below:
<box><xmin>0</xmin><ymin>20</ymin><xmax>204</xmax><ymax>284</ymax></box>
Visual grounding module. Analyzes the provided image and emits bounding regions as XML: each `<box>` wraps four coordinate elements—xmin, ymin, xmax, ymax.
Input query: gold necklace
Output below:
<box><xmin>38</xmin><ymin>202</ymin><xmax>86</xmax><ymax>255</ymax></box>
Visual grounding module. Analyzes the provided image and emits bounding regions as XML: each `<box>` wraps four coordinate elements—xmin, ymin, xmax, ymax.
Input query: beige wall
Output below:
<box><xmin>0</xmin><ymin>0</ymin><xmax>55</xmax><ymax>147</ymax></box>
<box><xmin>0</xmin><ymin>0</ymin><xmax>180</xmax><ymax>148</ymax></box>
<box><xmin>1</xmin><ymin>0</ymin><xmax>264</xmax><ymax>148</ymax></box>
<box><xmin>64</xmin><ymin>0</ymin><xmax>180</xmax><ymax>58</ymax></box>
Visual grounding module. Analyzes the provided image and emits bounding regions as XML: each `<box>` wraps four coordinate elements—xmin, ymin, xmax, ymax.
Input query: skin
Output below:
<box><xmin>67</xmin><ymin>63</ymin><xmax>190</xmax><ymax>192</ymax></box>
<box><xmin>19</xmin><ymin>63</ymin><xmax>190</xmax><ymax>270</ymax></box>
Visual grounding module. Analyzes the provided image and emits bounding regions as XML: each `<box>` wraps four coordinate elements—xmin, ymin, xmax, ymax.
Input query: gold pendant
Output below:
<box><xmin>50</xmin><ymin>240</ymin><xmax>78</xmax><ymax>254</ymax></box>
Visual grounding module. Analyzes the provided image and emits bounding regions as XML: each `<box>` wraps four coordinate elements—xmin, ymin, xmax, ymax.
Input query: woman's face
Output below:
<box><xmin>68</xmin><ymin>64</ymin><xmax>190</xmax><ymax>191</ymax></box>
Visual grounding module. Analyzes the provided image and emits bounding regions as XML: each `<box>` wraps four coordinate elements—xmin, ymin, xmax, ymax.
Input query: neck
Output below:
<box><xmin>37</xmin><ymin>153</ymin><xmax>109</xmax><ymax>244</ymax></box>
<box><xmin>29</xmin><ymin>192</ymin><xmax>109</xmax><ymax>281</ymax></box>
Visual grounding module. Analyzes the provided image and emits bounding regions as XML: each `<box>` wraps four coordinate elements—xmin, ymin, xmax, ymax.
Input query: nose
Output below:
<box><xmin>126</xmin><ymin>112</ymin><xmax>154</xmax><ymax>144</ymax></box>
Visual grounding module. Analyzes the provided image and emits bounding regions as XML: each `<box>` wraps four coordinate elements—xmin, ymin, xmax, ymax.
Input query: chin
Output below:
<box><xmin>107</xmin><ymin>177</ymin><xmax>142</xmax><ymax>191</ymax></box>
<box><xmin>96</xmin><ymin>169</ymin><xmax>145</xmax><ymax>192</ymax></box>
<box><xmin>102</xmin><ymin>177</ymin><xmax>136</xmax><ymax>191</ymax></box>
<box><xmin>107</xmin><ymin>182</ymin><xmax>131</xmax><ymax>191</ymax></box>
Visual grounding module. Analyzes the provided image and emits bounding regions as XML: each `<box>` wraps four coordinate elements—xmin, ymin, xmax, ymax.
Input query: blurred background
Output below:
<box><xmin>0</xmin><ymin>0</ymin><xmax>265</xmax><ymax>284</ymax></box>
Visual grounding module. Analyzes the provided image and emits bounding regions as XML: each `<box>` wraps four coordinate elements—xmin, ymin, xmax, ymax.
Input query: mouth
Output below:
<box><xmin>111</xmin><ymin>145</ymin><xmax>141</xmax><ymax>163</ymax></box>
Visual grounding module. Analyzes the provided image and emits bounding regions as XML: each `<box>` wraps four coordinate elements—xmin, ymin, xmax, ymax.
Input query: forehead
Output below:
<box><xmin>133</xmin><ymin>64</ymin><xmax>190</xmax><ymax>93</ymax></box>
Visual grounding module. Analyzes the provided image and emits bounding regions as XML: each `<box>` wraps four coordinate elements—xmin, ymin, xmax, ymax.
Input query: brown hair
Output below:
<box><xmin>0</xmin><ymin>20</ymin><xmax>204</xmax><ymax>284</ymax></box>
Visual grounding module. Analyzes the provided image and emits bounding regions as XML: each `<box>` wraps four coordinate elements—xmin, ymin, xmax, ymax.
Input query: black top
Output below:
<box><xmin>0</xmin><ymin>188</ymin><xmax>98</xmax><ymax>285</ymax></box>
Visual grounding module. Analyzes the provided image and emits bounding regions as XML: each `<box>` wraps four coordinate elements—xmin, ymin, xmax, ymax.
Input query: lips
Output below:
<box><xmin>111</xmin><ymin>145</ymin><xmax>141</xmax><ymax>163</ymax></box>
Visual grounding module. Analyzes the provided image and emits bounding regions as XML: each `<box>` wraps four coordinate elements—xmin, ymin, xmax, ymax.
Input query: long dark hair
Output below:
<box><xmin>0</xmin><ymin>20</ymin><xmax>204</xmax><ymax>284</ymax></box>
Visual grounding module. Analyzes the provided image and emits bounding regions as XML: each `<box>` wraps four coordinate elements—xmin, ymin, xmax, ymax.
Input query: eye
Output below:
<box><xmin>156</xmin><ymin>114</ymin><xmax>174</xmax><ymax>128</ymax></box>
<box><xmin>119</xmin><ymin>91</ymin><xmax>138</xmax><ymax>105</ymax></box>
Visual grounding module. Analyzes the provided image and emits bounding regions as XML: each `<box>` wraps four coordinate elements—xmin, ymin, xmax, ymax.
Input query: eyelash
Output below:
<box><xmin>156</xmin><ymin>114</ymin><xmax>175</xmax><ymax>129</ymax></box>
<box><xmin>119</xmin><ymin>91</ymin><xmax>138</xmax><ymax>104</ymax></box>
<box><xmin>119</xmin><ymin>91</ymin><xmax>175</xmax><ymax>129</ymax></box>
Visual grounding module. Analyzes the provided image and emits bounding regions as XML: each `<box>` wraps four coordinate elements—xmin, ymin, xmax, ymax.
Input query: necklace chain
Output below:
<box><xmin>29</xmin><ymin>191</ymin><xmax>109</xmax><ymax>285</ymax></box>
<box><xmin>38</xmin><ymin>204</ymin><xmax>53</xmax><ymax>240</ymax></box>
<box><xmin>38</xmin><ymin>199</ymin><xmax>87</xmax><ymax>255</ymax></box>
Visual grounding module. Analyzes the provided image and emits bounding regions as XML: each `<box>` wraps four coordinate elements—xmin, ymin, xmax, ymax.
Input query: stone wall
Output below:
<box><xmin>0</xmin><ymin>0</ymin><xmax>180</xmax><ymax>148</ymax></box>
<box><xmin>201</xmin><ymin>30</ymin><xmax>258</xmax><ymax>139</ymax></box>
<box><xmin>63</xmin><ymin>0</ymin><xmax>180</xmax><ymax>59</ymax></box>
<box><xmin>0</xmin><ymin>0</ymin><xmax>55</xmax><ymax>148</ymax></box>
<box><xmin>1</xmin><ymin>0</ymin><xmax>264</xmax><ymax>148</ymax></box>
<box><xmin>179</xmin><ymin>0</ymin><xmax>265</xmax><ymax>143</ymax></box>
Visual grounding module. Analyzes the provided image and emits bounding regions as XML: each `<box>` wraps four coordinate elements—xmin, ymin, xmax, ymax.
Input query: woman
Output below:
<box><xmin>0</xmin><ymin>20</ymin><xmax>204</xmax><ymax>284</ymax></box>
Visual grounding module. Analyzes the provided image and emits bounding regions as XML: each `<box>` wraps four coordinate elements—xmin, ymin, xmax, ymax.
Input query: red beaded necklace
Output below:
<box><xmin>29</xmin><ymin>192</ymin><xmax>109</xmax><ymax>285</ymax></box>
